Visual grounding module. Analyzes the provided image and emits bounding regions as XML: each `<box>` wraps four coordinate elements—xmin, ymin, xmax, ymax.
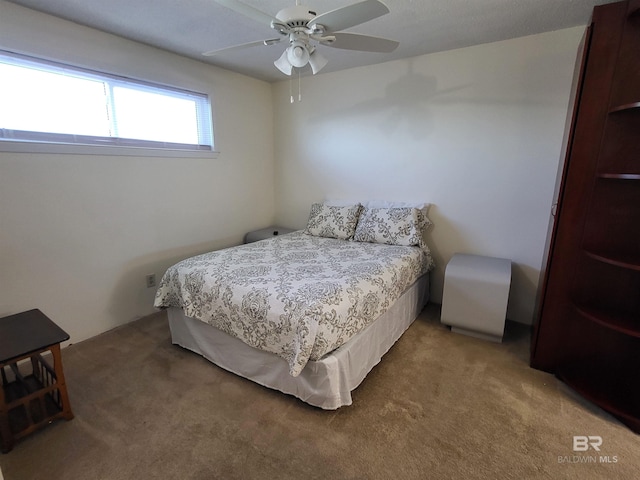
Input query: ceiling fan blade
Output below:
<box><xmin>213</xmin><ymin>0</ymin><xmax>278</xmax><ymax>26</ymax></box>
<box><xmin>324</xmin><ymin>32</ymin><xmax>399</xmax><ymax>53</ymax></box>
<box><xmin>203</xmin><ymin>38</ymin><xmax>282</xmax><ymax>56</ymax></box>
<box><xmin>308</xmin><ymin>0</ymin><xmax>390</xmax><ymax>33</ymax></box>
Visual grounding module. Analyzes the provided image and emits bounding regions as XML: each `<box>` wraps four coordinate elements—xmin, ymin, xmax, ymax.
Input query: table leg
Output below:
<box><xmin>0</xmin><ymin>365</ymin><xmax>14</xmax><ymax>453</ymax></box>
<box><xmin>50</xmin><ymin>345</ymin><xmax>74</xmax><ymax>421</ymax></box>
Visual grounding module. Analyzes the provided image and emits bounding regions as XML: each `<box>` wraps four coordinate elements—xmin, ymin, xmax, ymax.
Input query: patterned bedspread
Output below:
<box><xmin>154</xmin><ymin>231</ymin><xmax>434</xmax><ymax>376</ymax></box>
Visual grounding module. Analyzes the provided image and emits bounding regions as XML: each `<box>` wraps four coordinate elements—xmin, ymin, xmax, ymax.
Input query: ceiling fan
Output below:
<box><xmin>204</xmin><ymin>0</ymin><xmax>399</xmax><ymax>76</ymax></box>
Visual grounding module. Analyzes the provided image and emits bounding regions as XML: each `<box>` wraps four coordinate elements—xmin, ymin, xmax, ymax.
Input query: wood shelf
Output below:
<box><xmin>3</xmin><ymin>375</ymin><xmax>63</xmax><ymax>436</ymax></box>
<box><xmin>575</xmin><ymin>304</ymin><xmax>640</xmax><ymax>338</ymax></box>
<box><xmin>598</xmin><ymin>173</ymin><xmax>640</xmax><ymax>180</ymax></box>
<box><xmin>558</xmin><ymin>363</ymin><xmax>640</xmax><ymax>433</ymax></box>
<box><xmin>531</xmin><ymin>0</ymin><xmax>640</xmax><ymax>436</ymax></box>
<box><xmin>585</xmin><ymin>250</ymin><xmax>640</xmax><ymax>271</ymax></box>
<box><xmin>609</xmin><ymin>101</ymin><xmax>640</xmax><ymax>113</ymax></box>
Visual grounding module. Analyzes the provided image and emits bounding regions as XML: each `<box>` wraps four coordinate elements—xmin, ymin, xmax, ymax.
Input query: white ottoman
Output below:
<box><xmin>441</xmin><ymin>253</ymin><xmax>511</xmax><ymax>342</ymax></box>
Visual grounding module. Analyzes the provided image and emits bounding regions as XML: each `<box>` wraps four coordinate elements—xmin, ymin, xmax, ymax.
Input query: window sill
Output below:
<box><xmin>0</xmin><ymin>140</ymin><xmax>220</xmax><ymax>159</ymax></box>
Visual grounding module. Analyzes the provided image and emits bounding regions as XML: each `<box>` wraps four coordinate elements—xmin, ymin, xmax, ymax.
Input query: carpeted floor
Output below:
<box><xmin>1</xmin><ymin>304</ymin><xmax>638</xmax><ymax>479</ymax></box>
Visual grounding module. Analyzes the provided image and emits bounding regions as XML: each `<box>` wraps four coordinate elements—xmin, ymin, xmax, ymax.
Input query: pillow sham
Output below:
<box><xmin>304</xmin><ymin>203</ymin><xmax>362</xmax><ymax>240</ymax></box>
<box><xmin>353</xmin><ymin>206</ymin><xmax>425</xmax><ymax>247</ymax></box>
<box><xmin>364</xmin><ymin>200</ymin><xmax>433</xmax><ymax>231</ymax></box>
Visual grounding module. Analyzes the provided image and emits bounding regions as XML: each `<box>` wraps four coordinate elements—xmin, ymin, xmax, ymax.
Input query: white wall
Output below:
<box><xmin>0</xmin><ymin>0</ymin><xmax>585</xmax><ymax>336</ymax></box>
<box><xmin>273</xmin><ymin>27</ymin><xmax>585</xmax><ymax>325</ymax></box>
<box><xmin>0</xmin><ymin>2</ymin><xmax>276</xmax><ymax>342</ymax></box>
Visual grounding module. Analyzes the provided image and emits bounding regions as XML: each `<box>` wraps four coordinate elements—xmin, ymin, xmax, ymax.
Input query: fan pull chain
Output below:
<box><xmin>289</xmin><ymin>76</ymin><xmax>294</xmax><ymax>103</ymax></box>
<box><xmin>288</xmin><ymin>70</ymin><xmax>303</xmax><ymax>103</ymax></box>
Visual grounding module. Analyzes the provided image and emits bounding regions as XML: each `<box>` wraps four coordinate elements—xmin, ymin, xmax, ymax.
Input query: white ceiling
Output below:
<box><xmin>7</xmin><ymin>0</ymin><xmax>615</xmax><ymax>83</ymax></box>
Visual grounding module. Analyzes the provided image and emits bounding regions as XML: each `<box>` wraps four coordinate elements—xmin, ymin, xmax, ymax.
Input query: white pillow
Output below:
<box><xmin>363</xmin><ymin>200</ymin><xmax>431</xmax><ymax>210</ymax></box>
<box><xmin>304</xmin><ymin>203</ymin><xmax>362</xmax><ymax>240</ymax></box>
<box><xmin>353</xmin><ymin>206</ymin><xmax>425</xmax><ymax>247</ymax></box>
<box><xmin>322</xmin><ymin>198</ymin><xmax>361</xmax><ymax>207</ymax></box>
<box><xmin>364</xmin><ymin>200</ymin><xmax>432</xmax><ymax>231</ymax></box>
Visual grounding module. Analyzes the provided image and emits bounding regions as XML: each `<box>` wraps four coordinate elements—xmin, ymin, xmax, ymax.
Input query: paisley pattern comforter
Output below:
<box><xmin>154</xmin><ymin>231</ymin><xmax>434</xmax><ymax>376</ymax></box>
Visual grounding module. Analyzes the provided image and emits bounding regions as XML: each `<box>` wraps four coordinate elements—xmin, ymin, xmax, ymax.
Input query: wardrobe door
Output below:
<box><xmin>530</xmin><ymin>26</ymin><xmax>592</xmax><ymax>371</ymax></box>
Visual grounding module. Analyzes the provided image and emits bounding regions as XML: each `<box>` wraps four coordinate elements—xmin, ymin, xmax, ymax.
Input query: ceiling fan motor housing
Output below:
<box><xmin>274</xmin><ymin>6</ymin><xmax>317</xmax><ymax>30</ymax></box>
<box><xmin>271</xmin><ymin>6</ymin><xmax>318</xmax><ymax>71</ymax></box>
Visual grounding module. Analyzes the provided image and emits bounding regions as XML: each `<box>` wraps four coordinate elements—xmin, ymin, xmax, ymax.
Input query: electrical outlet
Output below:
<box><xmin>146</xmin><ymin>274</ymin><xmax>156</xmax><ymax>288</ymax></box>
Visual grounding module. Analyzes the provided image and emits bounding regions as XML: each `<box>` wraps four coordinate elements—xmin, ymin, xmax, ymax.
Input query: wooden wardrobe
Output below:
<box><xmin>531</xmin><ymin>0</ymin><xmax>640</xmax><ymax>433</ymax></box>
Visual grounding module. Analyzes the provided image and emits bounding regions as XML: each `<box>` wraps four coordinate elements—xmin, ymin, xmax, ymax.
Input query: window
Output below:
<box><xmin>0</xmin><ymin>51</ymin><xmax>215</xmax><ymax>156</ymax></box>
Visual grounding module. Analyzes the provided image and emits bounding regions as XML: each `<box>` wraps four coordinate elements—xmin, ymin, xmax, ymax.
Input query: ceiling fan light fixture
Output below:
<box><xmin>286</xmin><ymin>42</ymin><xmax>310</xmax><ymax>68</ymax></box>
<box><xmin>274</xmin><ymin>50</ymin><xmax>293</xmax><ymax>75</ymax></box>
<box><xmin>308</xmin><ymin>50</ymin><xmax>328</xmax><ymax>74</ymax></box>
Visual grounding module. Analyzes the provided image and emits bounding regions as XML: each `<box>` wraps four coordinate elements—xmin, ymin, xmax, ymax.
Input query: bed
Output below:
<box><xmin>154</xmin><ymin>202</ymin><xmax>434</xmax><ymax>409</ymax></box>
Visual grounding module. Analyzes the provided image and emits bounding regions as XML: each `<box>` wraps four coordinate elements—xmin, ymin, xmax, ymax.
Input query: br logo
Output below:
<box><xmin>573</xmin><ymin>436</ymin><xmax>603</xmax><ymax>452</ymax></box>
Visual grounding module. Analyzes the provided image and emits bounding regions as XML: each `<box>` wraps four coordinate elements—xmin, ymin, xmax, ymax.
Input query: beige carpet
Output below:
<box><xmin>1</xmin><ymin>304</ymin><xmax>638</xmax><ymax>479</ymax></box>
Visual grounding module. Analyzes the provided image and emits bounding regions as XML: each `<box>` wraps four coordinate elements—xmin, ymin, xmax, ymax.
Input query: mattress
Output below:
<box><xmin>168</xmin><ymin>273</ymin><xmax>429</xmax><ymax>409</ymax></box>
<box><xmin>155</xmin><ymin>231</ymin><xmax>434</xmax><ymax>376</ymax></box>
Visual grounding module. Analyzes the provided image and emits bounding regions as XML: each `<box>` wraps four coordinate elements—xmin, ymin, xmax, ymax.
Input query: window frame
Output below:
<box><xmin>0</xmin><ymin>50</ymin><xmax>218</xmax><ymax>158</ymax></box>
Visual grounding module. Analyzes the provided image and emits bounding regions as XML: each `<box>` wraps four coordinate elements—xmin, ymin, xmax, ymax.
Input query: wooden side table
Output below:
<box><xmin>0</xmin><ymin>309</ymin><xmax>74</xmax><ymax>453</ymax></box>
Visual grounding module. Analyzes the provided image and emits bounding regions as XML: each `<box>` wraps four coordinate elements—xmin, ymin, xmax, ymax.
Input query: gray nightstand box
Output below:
<box><xmin>244</xmin><ymin>226</ymin><xmax>295</xmax><ymax>244</ymax></box>
<box><xmin>440</xmin><ymin>253</ymin><xmax>512</xmax><ymax>342</ymax></box>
